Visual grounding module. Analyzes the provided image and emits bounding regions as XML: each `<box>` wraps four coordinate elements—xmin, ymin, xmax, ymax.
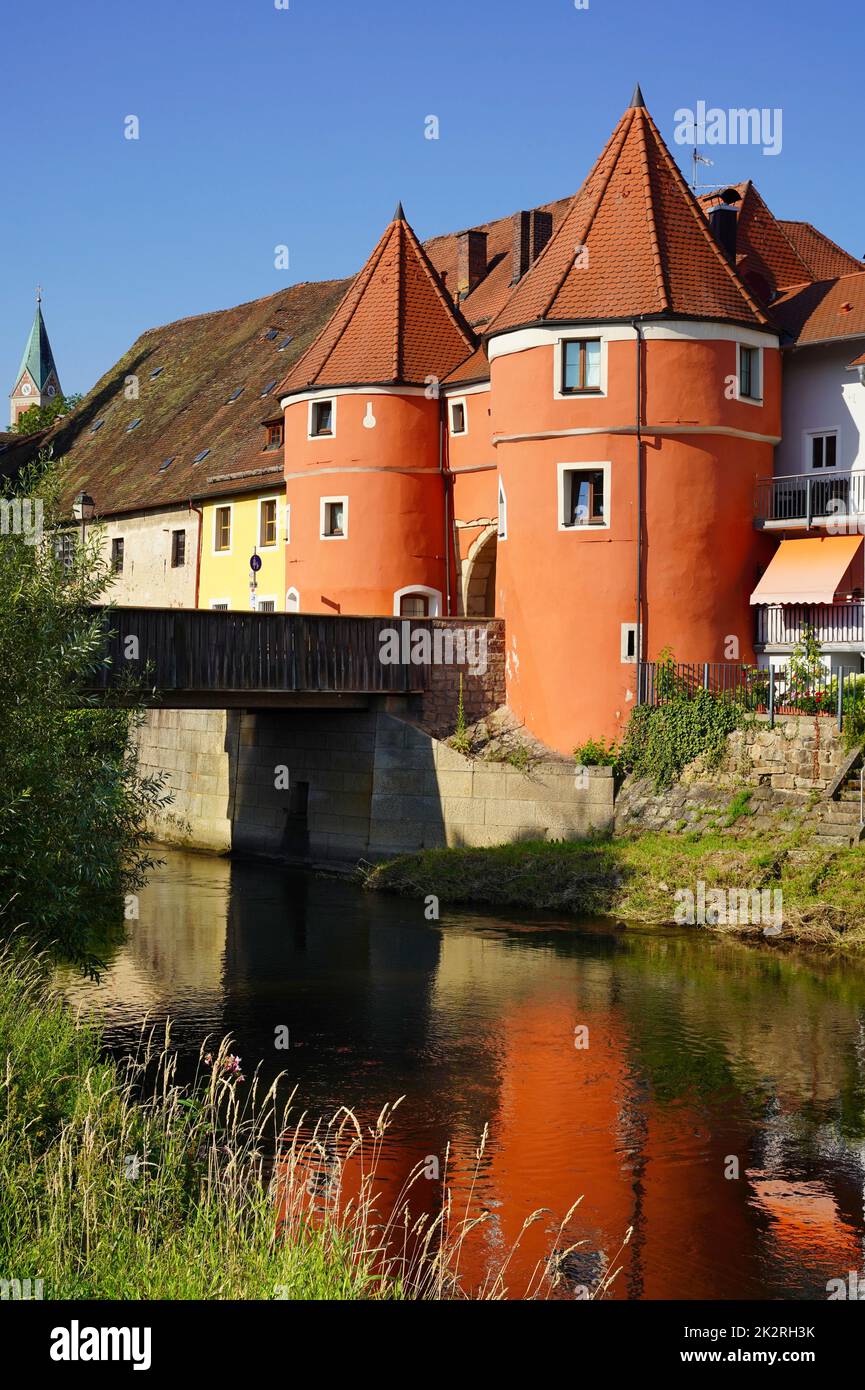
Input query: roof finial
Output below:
<box><xmin>629</xmin><ymin>83</ymin><xmax>646</xmax><ymax>109</ymax></box>
<box><xmin>392</xmin><ymin>201</ymin><xmax>406</xmax><ymax>222</ymax></box>
<box><xmin>36</xmin><ymin>284</ymin><xmax>42</xmax><ymax>305</ymax></box>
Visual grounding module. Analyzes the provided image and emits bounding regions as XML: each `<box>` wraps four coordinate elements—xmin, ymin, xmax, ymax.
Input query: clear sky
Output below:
<box><xmin>2</xmin><ymin>0</ymin><xmax>863</xmax><ymax>399</ymax></box>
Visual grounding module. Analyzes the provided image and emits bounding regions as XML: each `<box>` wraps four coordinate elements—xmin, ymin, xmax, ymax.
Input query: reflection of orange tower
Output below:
<box><xmin>277</xmin><ymin>206</ymin><xmax>475</xmax><ymax>619</ymax></box>
<box><xmin>484</xmin><ymin>87</ymin><xmax>780</xmax><ymax>750</ymax></box>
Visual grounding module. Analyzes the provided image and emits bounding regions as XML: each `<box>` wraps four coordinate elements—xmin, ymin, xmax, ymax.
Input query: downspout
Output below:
<box><xmin>440</xmin><ymin>398</ymin><xmax>453</xmax><ymax>615</ymax></box>
<box><xmin>633</xmin><ymin>321</ymin><xmax>644</xmax><ymax>702</ymax></box>
<box><xmin>188</xmin><ymin>499</ymin><xmax>204</xmax><ymax>608</ymax></box>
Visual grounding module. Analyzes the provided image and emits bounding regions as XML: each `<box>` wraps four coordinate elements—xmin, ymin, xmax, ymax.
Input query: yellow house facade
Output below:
<box><xmin>197</xmin><ymin>488</ymin><xmax>288</xmax><ymax>611</ymax></box>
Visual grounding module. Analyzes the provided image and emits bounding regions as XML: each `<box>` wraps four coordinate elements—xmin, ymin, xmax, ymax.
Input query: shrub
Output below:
<box><xmin>574</xmin><ymin>737</ymin><xmax>620</xmax><ymax>770</ymax></box>
<box><xmin>620</xmin><ymin>689</ymin><xmax>745</xmax><ymax>789</ymax></box>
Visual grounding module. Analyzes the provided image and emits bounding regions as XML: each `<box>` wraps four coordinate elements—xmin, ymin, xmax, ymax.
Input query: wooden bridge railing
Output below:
<box><xmin>86</xmin><ymin>607</ymin><xmax>430</xmax><ymax>695</ymax></box>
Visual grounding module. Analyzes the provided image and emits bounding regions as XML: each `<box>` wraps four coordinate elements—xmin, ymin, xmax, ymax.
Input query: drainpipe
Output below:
<box><xmin>440</xmin><ymin>398</ymin><xmax>453</xmax><ymax>615</ymax></box>
<box><xmin>633</xmin><ymin>321</ymin><xmax>644</xmax><ymax>702</ymax></box>
<box><xmin>188</xmin><ymin>499</ymin><xmax>204</xmax><ymax>608</ymax></box>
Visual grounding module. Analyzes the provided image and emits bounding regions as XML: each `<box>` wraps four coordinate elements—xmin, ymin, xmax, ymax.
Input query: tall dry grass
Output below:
<box><xmin>0</xmin><ymin>944</ymin><xmax>628</xmax><ymax>1300</ymax></box>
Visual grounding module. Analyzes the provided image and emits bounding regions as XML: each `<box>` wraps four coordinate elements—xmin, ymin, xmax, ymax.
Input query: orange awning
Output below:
<box><xmin>750</xmin><ymin>535</ymin><xmax>864</xmax><ymax>605</ymax></box>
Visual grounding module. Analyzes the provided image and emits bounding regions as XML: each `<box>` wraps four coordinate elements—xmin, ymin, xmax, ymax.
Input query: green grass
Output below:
<box><xmin>0</xmin><ymin>943</ymin><xmax>388</xmax><ymax>1300</ymax></box>
<box><xmin>364</xmin><ymin>830</ymin><xmax>865</xmax><ymax>948</ymax></box>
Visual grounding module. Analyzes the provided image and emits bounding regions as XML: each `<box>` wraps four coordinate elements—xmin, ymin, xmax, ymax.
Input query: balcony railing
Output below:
<box><xmin>754</xmin><ymin>472</ymin><xmax>865</xmax><ymax>527</ymax></box>
<box><xmin>755</xmin><ymin>602</ymin><xmax>865</xmax><ymax>648</ymax></box>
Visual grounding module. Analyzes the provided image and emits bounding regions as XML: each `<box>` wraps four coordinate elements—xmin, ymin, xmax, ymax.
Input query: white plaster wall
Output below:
<box><xmin>776</xmin><ymin>341</ymin><xmax>865</xmax><ymax>477</ymax></box>
<box><xmin>95</xmin><ymin>506</ymin><xmax>200</xmax><ymax>607</ymax></box>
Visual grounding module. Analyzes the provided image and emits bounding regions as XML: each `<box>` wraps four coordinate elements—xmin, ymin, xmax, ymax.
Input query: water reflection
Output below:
<box><xmin>58</xmin><ymin>850</ymin><xmax>865</xmax><ymax>1300</ymax></box>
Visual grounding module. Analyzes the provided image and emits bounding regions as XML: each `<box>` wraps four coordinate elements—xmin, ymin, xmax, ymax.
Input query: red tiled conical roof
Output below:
<box><xmin>279</xmin><ymin>206</ymin><xmax>475</xmax><ymax>395</ymax></box>
<box><xmin>488</xmin><ymin>96</ymin><xmax>767</xmax><ymax>335</ymax></box>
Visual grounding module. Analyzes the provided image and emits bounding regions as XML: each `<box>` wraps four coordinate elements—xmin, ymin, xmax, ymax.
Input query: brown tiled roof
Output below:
<box><xmin>698</xmin><ymin>183</ymin><xmax>812</xmax><ymax>300</ymax></box>
<box><xmin>19</xmin><ymin>280</ymin><xmax>347</xmax><ymax>516</ymax></box>
<box><xmin>777</xmin><ymin>221</ymin><xmax>863</xmax><ymax>281</ymax></box>
<box><xmin>443</xmin><ymin>343</ymin><xmax>490</xmax><ymax>386</ymax></box>
<box><xmin>848</xmin><ymin>349</ymin><xmax>865</xmax><ymax>369</ymax></box>
<box><xmin>771</xmin><ymin>272</ymin><xmax>865</xmax><ymax>345</ymax></box>
<box><xmin>488</xmin><ymin>97</ymin><xmax>766</xmax><ymax>335</ymax></box>
<box><xmin>279</xmin><ymin>207</ymin><xmax>475</xmax><ymax>396</ymax></box>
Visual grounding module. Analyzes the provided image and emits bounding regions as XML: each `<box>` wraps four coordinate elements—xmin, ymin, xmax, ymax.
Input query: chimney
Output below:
<box><xmin>531</xmin><ymin>209</ymin><xmax>553</xmax><ymax>261</ymax></box>
<box><xmin>708</xmin><ymin>204</ymin><xmax>738</xmax><ymax>262</ymax></box>
<box><xmin>456</xmin><ymin>229</ymin><xmax>488</xmax><ymax>299</ymax></box>
<box><xmin>511</xmin><ymin>210</ymin><xmax>531</xmax><ymax>284</ymax></box>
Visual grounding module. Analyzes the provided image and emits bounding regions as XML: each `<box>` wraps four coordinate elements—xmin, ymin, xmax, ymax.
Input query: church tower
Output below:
<box><xmin>9</xmin><ymin>290</ymin><xmax>62</xmax><ymax>426</ymax></box>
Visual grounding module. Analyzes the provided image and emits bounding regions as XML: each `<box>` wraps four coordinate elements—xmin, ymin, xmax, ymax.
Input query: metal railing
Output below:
<box><xmin>638</xmin><ymin>659</ymin><xmax>861</xmax><ymax>730</ymax></box>
<box><xmin>755</xmin><ymin>602</ymin><xmax>865</xmax><ymax>647</ymax></box>
<box><xmin>754</xmin><ymin>472</ymin><xmax>865</xmax><ymax>527</ymax></box>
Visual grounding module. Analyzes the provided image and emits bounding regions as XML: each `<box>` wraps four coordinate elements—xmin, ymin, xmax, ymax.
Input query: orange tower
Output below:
<box><xmin>277</xmin><ymin>204</ymin><xmax>475</xmax><ymax>617</ymax></box>
<box><xmin>484</xmin><ymin>86</ymin><xmax>781</xmax><ymax>751</ymax></box>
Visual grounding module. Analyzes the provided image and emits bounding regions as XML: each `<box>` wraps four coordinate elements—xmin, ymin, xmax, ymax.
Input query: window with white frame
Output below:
<box><xmin>497</xmin><ymin>477</ymin><xmax>507</xmax><ymax>540</ymax></box>
<box><xmin>213</xmin><ymin>505</ymin><xmax>232</xmax><ymax>552</ymax></box>
<box><xmin>256</xmin><ymin>597</ymin><xmax>276</xmax><ymax>613</ymax></box>
<box><xmin>620</xmin><ymin>623</ymin><xmax>640</xmax><ymax>664</ymax></box>
<box><xmin>258</xmin><ymin>497</ymin><xmax>278</xmax><ymax>547</ymax></box>
<box><xmin>393</xmin><ymin>585</ymin><xmax>442</xmax><ymax>617</ymax></box>
<box><xmin>558</xmin><ymin>463</ymin><xmax>610</xmax><ymax>529</ymax></box>
<box><xmin>561</xmin><ymin>338</ymin><xmax>602</xmax><ymax>394</ymax></box>
<box><xmin>309</xmin><ymin>398</ymin><xmax>335</xmax><ymax>438</ymax></box>
<box><xmin>286</xmin><ymin>588</ymin><xmax>300</xmax><ymax>613</ymax></box>
<box><xmin>808</xmin><ymin>430</ymin><xmax>838</xmax><ymax>469</ymax></box>
<box><xmin>210</xmin><ymin>600</ymin><xmax>229</xmax><ymax>611</ymax></box>
<box><xmin>320</xmin><ymin>496</ymin><xmax>347</xmax><ymax>538</ymax></box>
<box><xmin>449</xmin><ymin>398</ymin><xmax>467</xmax><ymax>435</ymax></box>
<box><xmin>738</xmin><ymin>344</ymin><xmax>762</xmax><ymax>402</ymax></box>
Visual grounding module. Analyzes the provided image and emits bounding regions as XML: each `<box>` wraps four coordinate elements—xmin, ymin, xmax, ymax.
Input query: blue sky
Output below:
<box><xmin>2</xmin><ymin>0</ymin><xmax>863</xmax><ymax>399</ymax></box>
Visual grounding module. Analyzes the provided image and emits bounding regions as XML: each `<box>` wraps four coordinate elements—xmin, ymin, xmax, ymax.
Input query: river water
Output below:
<box><xmin>59</xmin><ymin>848</ymin><xmax>865</xmax><ymax>1300</ymax></box>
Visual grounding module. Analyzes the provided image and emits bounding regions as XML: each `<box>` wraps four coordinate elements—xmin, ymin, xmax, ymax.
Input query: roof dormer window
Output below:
<box><xmin>264</xmin><ymin>423</ymin><xmax>284</xmax><ymax>451</ymax></box>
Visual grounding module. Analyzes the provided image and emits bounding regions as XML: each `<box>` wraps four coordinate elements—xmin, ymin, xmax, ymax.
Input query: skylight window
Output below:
<box><xmin>90</xmin><ymin>419</ymin><xmax>104</xmax><ymax>434</ymax></box>
<box><xmin>227</xmin><ymin>387</ymin><xmax>244</xmax><ymax>403</ymax></box>
<box><xmin>150</xmin><ymin>367</ymin><xmax>164</xmax><ymax>379</ymax></box>
<box><xmin>261</xmin><ymin>380</ymin><xmax>277</xmax><ymax>397</ymax></box>
<box><xmin>193</xmin><ymin>449</ymin><xmax>210</xmax><ymax>464</ymax></box>
<box><xmin>127</xmin><ymin>418</ymin><xmax>142</xmax><ymax>432</ymax></box>
<box><xmin>278</xmin><ymin>336</ymin><xmax>293</xmax><ymax>350</ymax></box>
<box><xmin>158</xmin><ymin>457</ymin><xmax>175</xmax><ymax>473</ymax></box>
<box><xmin>263</xmin><ymin>328</ymin><xmax>279</xmax><ymax>341</ymax></box>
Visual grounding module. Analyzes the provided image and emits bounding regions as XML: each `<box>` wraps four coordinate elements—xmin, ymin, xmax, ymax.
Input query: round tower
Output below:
<box><xmin>485</xmin><ymin>89</ymin><xmax>781</xmax><ymax>752</ymax></box>
<box><xmin>277</xmin><ymin>205</ymin><xmax>475</xmax><ymax>617</ymax></box>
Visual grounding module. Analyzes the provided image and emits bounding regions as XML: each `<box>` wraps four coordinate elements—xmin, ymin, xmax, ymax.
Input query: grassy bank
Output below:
<box><xmin>364</xmin><ymin>829</ymin><xmax>865</xmax><ymax>948</ymax></box>
<box><xmin>0</xmin><ymin>945</ymin><xmax>393</xmax><ymax>1299</ymax></box>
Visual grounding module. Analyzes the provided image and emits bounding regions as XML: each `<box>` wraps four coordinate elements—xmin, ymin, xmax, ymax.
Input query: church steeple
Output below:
<box><xmin>9</xmin><ymin>288</ymin><xmax>62</xmax><ymax>426</ymax></box>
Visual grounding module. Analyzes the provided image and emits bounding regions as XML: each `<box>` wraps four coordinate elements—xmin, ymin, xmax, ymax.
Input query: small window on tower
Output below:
<box><xmin>738</xmin><ymin>344</ymin><xmax>762</xmax><ymax>402</ymax></box>
<box><xmin>321</xmin><ymin>497</ymin><xmax>347</xmax><ymax>538</ymax></box>
<box><xmin>561</xmin><ymin>339</ymin><xmax>602</xmax><ymax>394</ymax></box>
<box><xmin>450</xmin><ymin>400</ymin><xmax>467</xmax><ymax>435</ymax></box>
<box><xmin>559</xmin><ymin>465</ymin><xmax>609</xmax><ymax>529</ymax></box>
<box><xmin>311</xmin><ymin>400</ymin><xmax>335</xmax><ymax>437</ymax></box>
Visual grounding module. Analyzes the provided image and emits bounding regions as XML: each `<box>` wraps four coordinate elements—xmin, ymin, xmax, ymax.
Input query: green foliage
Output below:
<box><xmin>13</xmin><ymin>392</ymin><xmax>83</xmax><ymax>436</ymax></box>
<box><xmin>724</xmin><ymin>790</ymin><xmax>754</xmax><ymax>827</ymax></box>
<box><xmin>574</xmin><ymin>737</ymin><xmax>620</xmax><ymax>770</ymax></box>
<box><xmin>0</xmin><ymin>459</ymin><xmax>170</xmax><ymax>970</ymax></box>
<box><xmin>620</xmin><ymin>689</ymin><xmax>745</xmax><ymax>790</ymax></box>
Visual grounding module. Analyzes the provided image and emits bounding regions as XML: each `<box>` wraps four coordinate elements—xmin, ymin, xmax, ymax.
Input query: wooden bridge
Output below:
<box><xmin>86</xmin><ymin>607</ymin><xmax>432</xmax><ymax>708</ymax></box>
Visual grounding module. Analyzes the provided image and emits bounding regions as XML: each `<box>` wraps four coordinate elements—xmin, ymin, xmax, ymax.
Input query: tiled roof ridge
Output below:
<box><xmin>635</xmin><ymin>108</ymin><xmax>670</xmax><ymax>313</ymax></box>
<box><xmin>779</xmin><ymin>219</ymin><xmax>862</xmax><ymax>261</ymax></box>
<box><xmin>130</xmin><ymin>279</ymin><xmax>346</xmax><ymax>342</ymax></box>
<box><xmin>643</xmin><ymin>109</ymin><xmax>767</xmax><ymax>324</ymax></box>
<box><xmin>286</xmin><ymin>223</ymin><xmax>396</xmax><ymax>390</ymax></box>
<box><xmin>531</xmin><ymin>108</ymin><xmax>635</xmax><ymax>322</ymax></box>
<box><xmin>399</xmin><ymin>213</ymin><xmax>476</xmax><ymax>353</ymax></box>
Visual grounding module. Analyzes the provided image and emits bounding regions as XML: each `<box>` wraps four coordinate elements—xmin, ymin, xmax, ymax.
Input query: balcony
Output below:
<box><xmin>755</xmin><ymin>601</ymin><xmax>865</xmax><ymax>649</ymax></box>
<box><xmin>754</xmin><ymin>472</ymin><xmax>865</xmax><ymax>529</ymax></box>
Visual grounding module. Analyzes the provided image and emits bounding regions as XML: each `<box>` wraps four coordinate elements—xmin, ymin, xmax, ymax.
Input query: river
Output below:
<box><xmin>58</xmin><ymin>848</ymin><xmax>865</xmax><ymax>1300</ymax></box>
